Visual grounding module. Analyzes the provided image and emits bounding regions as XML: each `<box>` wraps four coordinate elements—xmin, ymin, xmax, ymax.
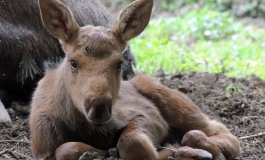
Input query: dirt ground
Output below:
<box><xmin>0</xmin><ymin>72</ymin><xmax>264</xmax><ymax>160</ymax></box>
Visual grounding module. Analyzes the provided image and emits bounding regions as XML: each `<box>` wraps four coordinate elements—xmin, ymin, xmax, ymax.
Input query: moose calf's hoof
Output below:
<box><xmin>186</xmin><ymin>149</ymin><xmax>212</xmax><ymax>160</ymax></box>
<box><xmin>215</xmin><ymin>153</ymin><xmax>226</xmax><ymax>160</ymax></box>
<box><xmin>173</xmin><ymin>146</ymin><xmax>212</xmax><ymax>160</ymax></box>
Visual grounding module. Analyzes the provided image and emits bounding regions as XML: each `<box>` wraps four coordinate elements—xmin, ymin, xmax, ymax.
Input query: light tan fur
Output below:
<box><xmin>30</xmin><ymin>0</ymin><xmax>241</xmax><ymax>159</ymax></box>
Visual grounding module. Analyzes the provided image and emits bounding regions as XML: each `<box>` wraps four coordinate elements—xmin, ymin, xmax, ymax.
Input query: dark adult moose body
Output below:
<box><xmin>0</xmin><ymin>0</ymin><xmax>135</xmax><ymax>106</ymax></box>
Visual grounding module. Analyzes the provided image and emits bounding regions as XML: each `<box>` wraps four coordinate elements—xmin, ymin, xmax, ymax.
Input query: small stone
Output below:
<box><xmin>0</xmin><ymin>100</ymin><xmax>11</xmax><ymax>123</ymax></box>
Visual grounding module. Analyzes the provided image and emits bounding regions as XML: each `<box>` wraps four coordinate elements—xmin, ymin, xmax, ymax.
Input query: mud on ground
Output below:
<box><xmin>0</xmin><ymin>72</ymin><xmax>264</xmax><ymax>159</ymax></box>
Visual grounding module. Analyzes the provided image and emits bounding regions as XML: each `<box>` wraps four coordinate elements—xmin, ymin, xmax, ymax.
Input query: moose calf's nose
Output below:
<box><xmin>87</xmin><ymin>97</ymin><xmax>112</xmax><ymax>124</ymax></box>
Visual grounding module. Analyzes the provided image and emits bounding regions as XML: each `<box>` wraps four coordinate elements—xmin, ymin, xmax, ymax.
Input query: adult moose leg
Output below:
<box><xmin>132</xmin><ymin>75</ymin><xmax>241</xmax><ymax>160</ymax></box>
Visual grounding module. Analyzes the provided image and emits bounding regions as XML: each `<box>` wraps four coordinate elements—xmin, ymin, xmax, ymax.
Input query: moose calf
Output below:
<box><xmin>30</xmin><ymin>0</ymin><xmax>241</xmax><ymax>159</ymax></box>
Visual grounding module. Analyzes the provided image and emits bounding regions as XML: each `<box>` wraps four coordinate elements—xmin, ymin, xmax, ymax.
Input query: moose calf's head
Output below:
<box><xmin>38</xmin><ymin>0</ymin><xmax>153</xmax><ymax>124</ymax></box>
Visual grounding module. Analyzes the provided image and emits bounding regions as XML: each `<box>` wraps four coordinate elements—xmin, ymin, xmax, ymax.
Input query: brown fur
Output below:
<box><xmin>30</xmin><ymin>0</ymin><xmax>241</xmax><ymax>159</ymax></box>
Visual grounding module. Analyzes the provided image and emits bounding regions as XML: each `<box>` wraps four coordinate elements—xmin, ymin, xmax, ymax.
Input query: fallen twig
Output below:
<box><xmin>0</xmin><ymin>147</ymin><xmax>15</xmax><ymax>155</ymax></box>
<box><xmin>14</xmin><ymin>133</ymin><xmax>29</xmax><ymax>140</ymax></box>
<box><xmin>0</xmin><ymin>140</ymin><xmax>30</xmax><ymax>144</ymax></box>
<box><xmin>0</xmin><ymin>147</ymin><xmax>32</xmax><ymax>160</ymax></box>
<box><xmin>239</xmin><ymin>132</ymin><xmax>265</xmax><ymax>140</ymax></box>
<box><xmin>0</xmin><ymin>149</ymin><xmax>8</xmax><ymax>155</ymax></box>
<box><xmin>6</xmin><ymin>150</ymin><xmax>18</xmax><ymax>159</ymax></box>
<box><xmin>12</xmin><ymin>151</ymin><xmax>33</xmax><ymax>160</ymax></box>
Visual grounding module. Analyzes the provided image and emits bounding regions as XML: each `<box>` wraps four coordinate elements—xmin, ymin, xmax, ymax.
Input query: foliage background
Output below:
<box><xmin>101</xmin><ymin>0</ymin><xmax>265</xmax><ymax>79</ymax></box>
<box><xmin>102</xmin><ymin>0</ymin><xmax>265</xmax><ymax>18</ymax></box>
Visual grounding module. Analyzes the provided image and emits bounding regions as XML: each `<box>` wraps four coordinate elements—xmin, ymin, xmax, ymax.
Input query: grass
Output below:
<box><xmin>131</xmin><ymin>7</ymin><xmax>265</xmax><ymax>79</ymax></box>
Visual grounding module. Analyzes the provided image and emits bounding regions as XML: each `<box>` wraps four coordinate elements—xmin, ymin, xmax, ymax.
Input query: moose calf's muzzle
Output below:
<box><xmin>86</xmin><ymin>96</ymin><xmax>112</xmax><ymax>124</ymax></box>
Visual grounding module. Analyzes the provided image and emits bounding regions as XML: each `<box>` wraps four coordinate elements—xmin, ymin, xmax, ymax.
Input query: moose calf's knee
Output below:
<box><xmin>132</xmin><ymin>75</ymin><xmax>158</xmax><ymax>89</ymax></box>
<box><xmin>182</xmin><ymin>130</ymin><xmax>208</xmax><ymax>147</ymax></box>
<box><xmin>117</xmin><ymin>132</ymin><xmax>157</xmax><ymax>160</ymax></box>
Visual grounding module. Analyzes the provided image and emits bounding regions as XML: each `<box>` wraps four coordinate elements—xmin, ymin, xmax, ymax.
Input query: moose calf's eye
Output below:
<box><xmin>70</xmin><ymin>60</ymin><xmax>77</xmax><ymax>70</ymax></box>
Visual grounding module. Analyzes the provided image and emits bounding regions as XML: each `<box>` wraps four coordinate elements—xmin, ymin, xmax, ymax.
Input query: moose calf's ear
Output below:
<box><xmin>38</xmin><ymin>0</ymin><xmax>79</xmax><ymax>41</ymax></box>
<box><xmin>113</xmin><ymin>0</ymin><xmax>153</xmax><ymax>42</ymax></box>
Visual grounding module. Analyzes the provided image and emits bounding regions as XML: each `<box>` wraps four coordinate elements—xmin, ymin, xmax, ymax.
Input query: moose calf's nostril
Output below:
<box><xmin>87</xmin><ymin>97</ymin><xmax>112</xmax><ymax>124</ymax></box>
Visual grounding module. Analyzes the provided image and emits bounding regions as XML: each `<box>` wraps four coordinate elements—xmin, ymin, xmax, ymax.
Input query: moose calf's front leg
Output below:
<box><xmin>132</xmin><ymin>75</ymin><xmax>241</xmax><ymax>160</ymax></box>
<box><xmin>55</xmin><ymin>142</ymin><xmax>108</xmax><ymax>160</ymax></box>
<box><xmin>117</xmin><ymin>115</ymin><xmax>168</xmax><ymax>160</ymax></box>
<box><xmin>118</xmin><ymin>129</ymin><xmax>157</xmax><ymax>160</ymax></box>
<box><xmin>30</xmin><ymin>114</ymin><xmax>66</xmax><ymax>160</ymax></box>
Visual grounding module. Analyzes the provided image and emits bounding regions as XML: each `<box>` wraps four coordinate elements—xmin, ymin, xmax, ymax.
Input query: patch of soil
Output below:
<box><xmin>159</xmin><ymin>72</ymin><xmax>265</xmax><ymax>160</ymax></box>
<box><xmin>0</xmin><ymin>72</ymin><xmax>264</xmax><ymax>159</ymax></box>
<box><xmin>0</xmin><ymin>115</ymin><xmax>31</xmax><ymax>159</ymax></box>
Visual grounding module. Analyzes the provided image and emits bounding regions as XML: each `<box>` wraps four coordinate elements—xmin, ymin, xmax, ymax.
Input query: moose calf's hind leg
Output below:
<box><xmin>132</xmin><ymin>75</ymin><xmax>240</xmax><ymax>159</ymax></box>
<box><xmin>55</xmin><ymin>142</ymin><xmax>108</xmax><ymax>160</ymax></box>
<box><xmin>182</xmin><ymin>130</ymin><xmax>226</xmax><ymax>160</ymax></box>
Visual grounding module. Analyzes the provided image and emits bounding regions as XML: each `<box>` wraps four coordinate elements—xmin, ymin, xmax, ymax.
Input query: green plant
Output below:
<box><xmin>226</xmin><ymin>85</ymin><xmax>242</xmax><ymax>97</ymax></box>
<box><xmin>131</xmin><ymin>8</ymin><xmax>265</xmax><ymax>79</ymax></box>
